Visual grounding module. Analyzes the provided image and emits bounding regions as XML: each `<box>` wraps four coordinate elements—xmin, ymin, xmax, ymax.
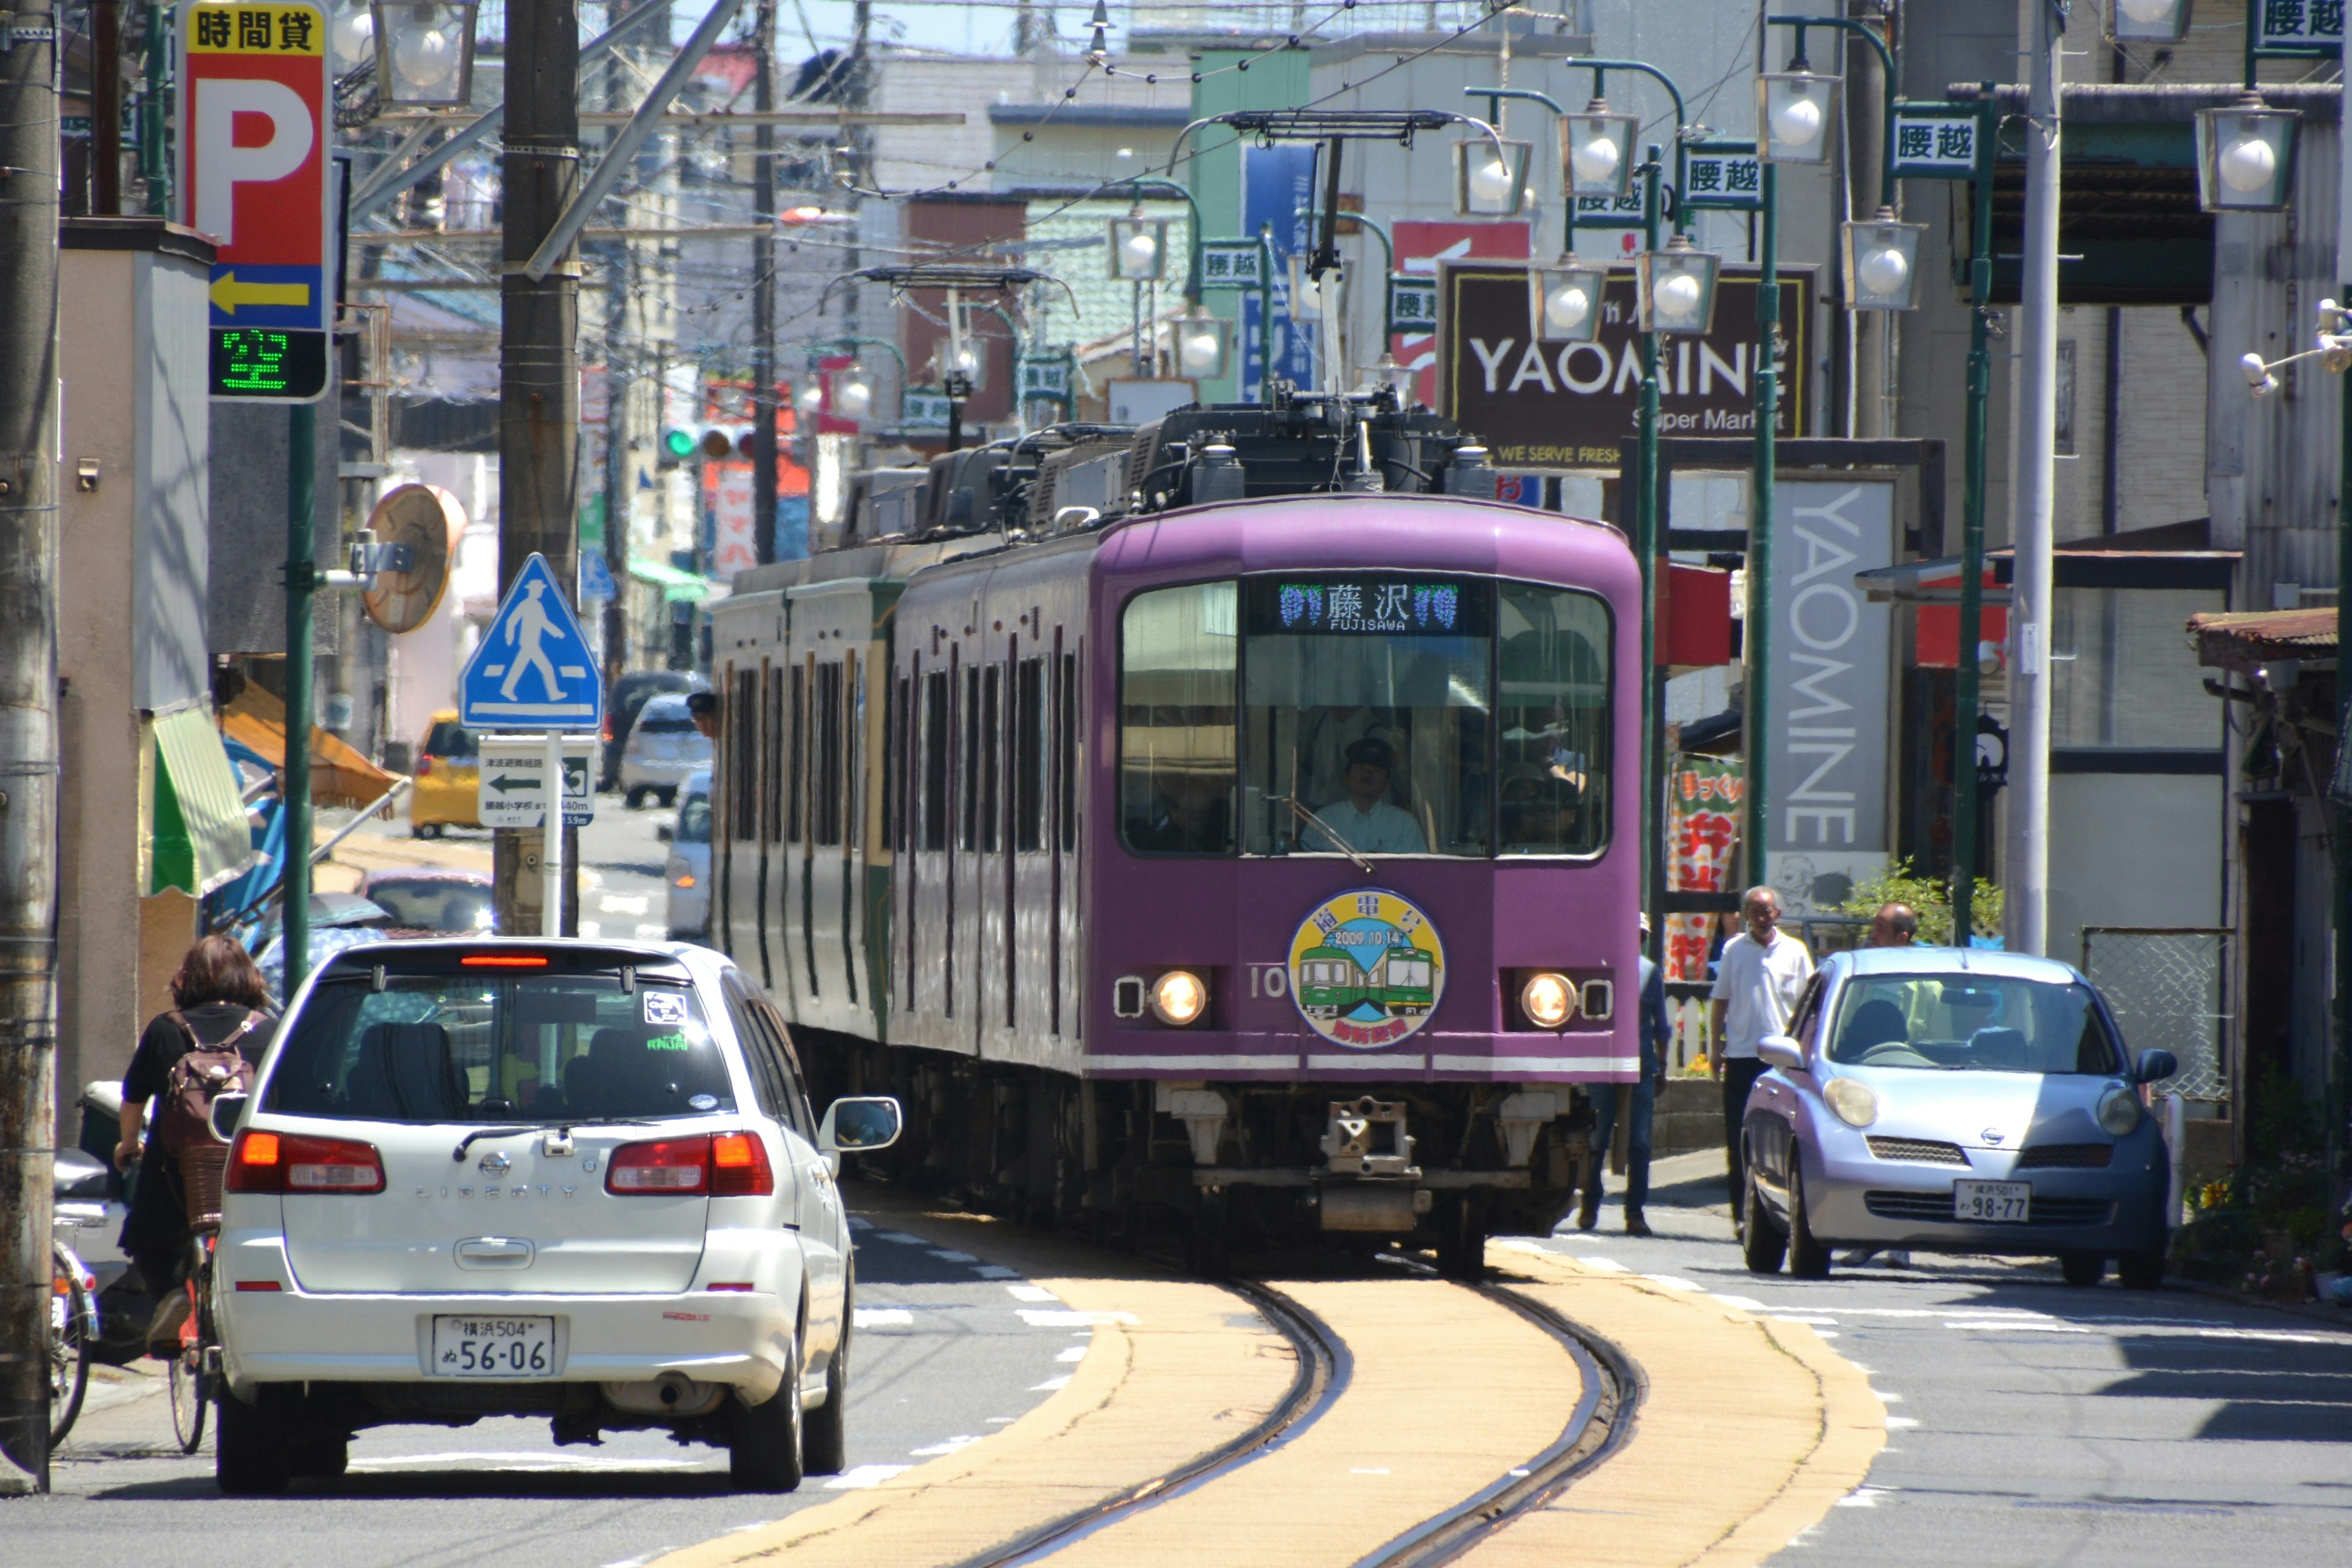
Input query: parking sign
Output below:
<box><xmin>181</xmin><ymin>2</ymin><xmax>333</xmax><ymax>400</ymax></box>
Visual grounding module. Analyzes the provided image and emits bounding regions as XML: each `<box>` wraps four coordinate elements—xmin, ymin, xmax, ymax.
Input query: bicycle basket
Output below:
<box><xmin>177</xmin><ymin>1143</ymin><xmax>229</xmax><ymax>1232</ymax></box>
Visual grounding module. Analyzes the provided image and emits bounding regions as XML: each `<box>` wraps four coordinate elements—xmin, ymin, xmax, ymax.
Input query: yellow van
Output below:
<box><xmin>408</xmin><ymin>710</ymin><xmax>480</xmax><ymax>837</ymax></box>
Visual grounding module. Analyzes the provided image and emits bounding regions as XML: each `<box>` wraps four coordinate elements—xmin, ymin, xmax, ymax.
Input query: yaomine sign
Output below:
<box><xmin>1438</xmin><ymin>266</ymin><xmax>1812</xmax><ymax>469</ymax></box>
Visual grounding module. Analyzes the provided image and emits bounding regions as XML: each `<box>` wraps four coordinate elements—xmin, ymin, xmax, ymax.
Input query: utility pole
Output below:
<box><xmin>498</xmin><ymin>0</ymin><xmax>583</xmax><ymax>935</ymax></box>
<box><xmin>600</xmin><ymin>22</ymin><xmax>629</xmax><ymax>689</ymax></box>
<box><xmin>2005</xmin><ymin>0</ymin><xmax>2062</xmax><ymax>956</ymax></box>
<box><xmin>750</xmin><ymin>0</ymin><xmax>778</xmax><ymax>565</ymax></box>
<box><xmin>0</xmin><ymin>0</ymin><xmax>61</xmax><ymax>1493</ymax></box>
<box><xmin>1746</xmin><ymin>160</ymin><xmax>1778</xmax><ymax>891</ymax></box>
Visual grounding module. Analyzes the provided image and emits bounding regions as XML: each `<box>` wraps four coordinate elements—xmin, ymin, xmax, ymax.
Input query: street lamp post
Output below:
<box><xmin>1951</xmin><ymin>85</ymin><xmax>1999</xmax><ymax>945</ymax></box>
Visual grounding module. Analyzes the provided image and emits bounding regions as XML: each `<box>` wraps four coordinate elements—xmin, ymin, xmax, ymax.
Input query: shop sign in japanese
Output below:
<box><xmin>1200</xmin><ymin>240</ymin><xmax>1265</xmax><ymax>290</ymax></box>
<box><xmin>2253</xmin><ymin>0</ymin><xmax>2343</xmax><ymax>55</ymax></box>
<box><xmin>1387</xmin><ymin>274</ymin><xmax>1438</xmax><ymax>332</ymax></box>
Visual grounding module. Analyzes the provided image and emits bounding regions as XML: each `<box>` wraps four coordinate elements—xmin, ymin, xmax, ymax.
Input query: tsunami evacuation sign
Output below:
<box><xmin>461</xmin><ymin>554</ymin><xmax>605</xmax><ymax>731</ymax></box>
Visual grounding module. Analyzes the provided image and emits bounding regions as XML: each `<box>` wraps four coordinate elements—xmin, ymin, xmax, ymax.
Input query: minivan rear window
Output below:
<box><xmin>266</xmin><ymin>973</ymin><xmax>736</xmax><ymax>1122</ymax></box>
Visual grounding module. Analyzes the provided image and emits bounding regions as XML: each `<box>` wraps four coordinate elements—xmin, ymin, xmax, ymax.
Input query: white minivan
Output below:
<box><xmin>209</xmin><ymin>937</ymin><xmax>901</xmax><ymax>1495</ymax></box>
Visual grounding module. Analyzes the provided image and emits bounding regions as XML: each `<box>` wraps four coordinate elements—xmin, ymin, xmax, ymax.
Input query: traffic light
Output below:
<box><xmin>662</xmin><ymin>428</ymin><xmax>696</xmax><ymax>466</ymax></box>
<box><xmin>658</xmin><ymin>425</ymin><xmax>756</xmax><ymax>467</ymax></box>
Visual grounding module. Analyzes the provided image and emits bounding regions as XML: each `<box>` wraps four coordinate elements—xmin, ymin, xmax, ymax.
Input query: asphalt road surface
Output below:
<box><xmin>1547</xmin><ymin>1147</ymin><xmax>2352</xmax><ymax>1566</ymax></box>
<box><xmin>19</xmin><ymin>1205</ymin><xmax>1079</xmax><ymax>1568</ymax></box>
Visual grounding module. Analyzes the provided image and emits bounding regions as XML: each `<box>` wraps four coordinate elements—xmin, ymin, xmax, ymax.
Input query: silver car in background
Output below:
<box><xmin>663</xmin><ymin>769</ymin><xmax>712</xmax><ymax>940</ymax></box>
<box><xmin>619</xmin><ymin>692</ymin><xmax>713</xmax><ymax>809</ymax></box>
<box><xmin>1740</xmin><ymin>948</ymin><xmax>2178</xmax><ymax>1288</ymax></box>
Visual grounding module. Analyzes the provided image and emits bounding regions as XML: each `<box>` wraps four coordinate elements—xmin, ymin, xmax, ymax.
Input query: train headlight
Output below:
<box><xmin>1823</xmin><ymin>1077</ymin><xmax>1879</xmax><ymax>1129</ymax></box>
<box><xmin>1150</xmin><ymin>970</ymin><xmax>1208</xmax><ymax>1027</ymax></box>
<box><xmin>1520</xmin><ymin>972</ymin><xmax>1577</xmax><ymax>1030</ymax></box>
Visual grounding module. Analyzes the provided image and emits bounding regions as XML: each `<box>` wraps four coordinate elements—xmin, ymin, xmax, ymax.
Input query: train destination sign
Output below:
<box><xmin>1287</xmin><ymin>889</ymin><xmax>1448</xmax><ymax>1050</ymax></box>
<box><xmin>1248</xmin><ymin>576</ymin><xmax>1490</xmax><ymax>637</ymax></box>
<box><xmin>1438</xmin><ymin>264</ymin><xmax>1812</xmax><ymax>469</ymax></box>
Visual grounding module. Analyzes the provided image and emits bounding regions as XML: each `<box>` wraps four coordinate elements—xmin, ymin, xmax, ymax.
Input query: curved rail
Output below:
<box><xmin>1352</xmin><ymin>1281</ymin><xmax>1640</xmax><ymax>1568</ymax></box>
<box><xmin>951</xmin><ymin>1279</ymin><xmax>1351</xmax><ymax>1568</ymax></box>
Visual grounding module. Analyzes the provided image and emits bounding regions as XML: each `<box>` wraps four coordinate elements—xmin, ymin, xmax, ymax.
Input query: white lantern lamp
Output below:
<box><xmin>2196</xmin><ymin>93</ymin><xmax>2298</xmax><ymax>213</ymax></box>
<box><xmin>1841</xmin><ymin>207</ymin><xmax>1928</xmax><ymax>311</ymax></box>
<box><xmin>1108</xmin><ymin>209</ymin><xmax>1169</xmax><ymax>282</ymax></box>
<box><xmin>2111</xmin><ymin>0</ymin><xmax>2192</xmax><ymax>43</ymax></box>
<box><xmin>331</xmin><ymin>0</ymin><xmax>375</xmax><ymax>74</ymax></box>
<box><xmin>1636</xmin><ymin>235</ymin><xmax>1721</xmax><ymax>336</ymax></box>
<box><xmin>1534</xmin><ymin>260</ymin><xmax>1609</xmax><ymax>343</ymax></box>
<box><xmin>1174</xmin><ymin>307</ymin><xmax>1232</xmax><ymax>380</ymax></box>
<box><xmin>1755</xmin><ymin>66</ymin><xmax>1838</xmax><ymax>165</ymax></box>
<box><xmin>1453</xmin><ymin>137</ymin><xmax>1534</xmax><ymax>217</ymax></box>
<box><xmin>369</xmin><ymin>0</ymin><xmax>479</xmax><ymax>108</ymax></box>
<box><xmin>1560</xmin><ymin>101</ymin><xmax>1639</xmax><ymax>200</ymax></box>
<box><xmin>835</xmin><ymin>364</ymin><xmax>874</xmax><ymax>419</ymax></box>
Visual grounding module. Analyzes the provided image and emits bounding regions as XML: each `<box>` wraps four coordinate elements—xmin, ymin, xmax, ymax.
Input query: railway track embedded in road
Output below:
<box><xmin>1351</xmin><ymin>1281</ymin><xmax>1638</xmax><ymax>1567</ymax></box>
<box><xmin>950</xmin><ymin>1279</ymin><xmax>1351</xmax><ymax>1568</ymax></box>
<box><xmin>949</xmin><ymin>1269</ymin><xmax>1634</xmax><ymax>1568</ymax></box>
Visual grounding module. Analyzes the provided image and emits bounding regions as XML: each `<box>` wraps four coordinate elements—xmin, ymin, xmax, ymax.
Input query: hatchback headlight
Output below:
<box><xmin>1520</xmin><ymin>971</ymin><xmax>1576</xmax><ymax>1030</ymax></box>
<box><xmin>1150</xmin><ymin>970</ymin><xmax>1208</xmax><ymax>1027</ymax></box>
<box><xmin>1823</xmin><ymin>1077</ymin><xmax>1879</xmax><ymax>1128</ymax></box>
<box><xmin>2097</xmin><ymin>1085</ymin><xmax>2143</xmax><ymax>1136</ymax></box>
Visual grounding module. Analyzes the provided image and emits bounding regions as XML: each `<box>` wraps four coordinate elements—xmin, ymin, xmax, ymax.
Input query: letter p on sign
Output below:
<box><xmin>180</xmin><ymin>3</ymin><xmax>331</xmax><ymax>333</ymax></box>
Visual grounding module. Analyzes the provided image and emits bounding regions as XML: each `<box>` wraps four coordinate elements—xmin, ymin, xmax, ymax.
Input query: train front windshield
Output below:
<box><xmin>1119</xmin><ymin>575</ymin><xmax>1611</xmax><ymax>858</ymax></box>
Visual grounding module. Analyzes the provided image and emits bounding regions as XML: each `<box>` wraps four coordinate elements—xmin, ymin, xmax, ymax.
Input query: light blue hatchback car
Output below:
<box><xmin>1740</xmin><ymin>947</ymin><xmax>2179</xmax><ymax>1289</ymax></box>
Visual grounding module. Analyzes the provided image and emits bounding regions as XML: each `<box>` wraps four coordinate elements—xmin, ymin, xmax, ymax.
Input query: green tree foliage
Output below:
<box><xmin>1832</xmin><ymin>857</ymin><xmax>2003</xmax><ymax>946</ymax></box>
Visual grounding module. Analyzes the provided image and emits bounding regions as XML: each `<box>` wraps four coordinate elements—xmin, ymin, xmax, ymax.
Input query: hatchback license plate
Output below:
<box><xmin>1953</xmin><ymin>1180</ymin><xmax>2031</xmax><ymax>1224</ymax></box>
<box><xmin>432</xmin><ymin>1315</ymin><xmax>556</xmax><ymax>1378</ymax></box>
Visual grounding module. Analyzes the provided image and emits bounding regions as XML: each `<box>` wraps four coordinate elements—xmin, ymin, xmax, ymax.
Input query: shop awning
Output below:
<box><xmin>628</xmin><ymin>559</ymin><xmax>710</xmax><ymax>602</ymax></box>
<box><xmin>151</xmin><ymin>706</ymin><xmax>261</xmax><ymax>897</ymax></box>
<box><xmin>219</xmin><ymin>683</ymin><xmax>402</xmax><ymax>809</ymax></box>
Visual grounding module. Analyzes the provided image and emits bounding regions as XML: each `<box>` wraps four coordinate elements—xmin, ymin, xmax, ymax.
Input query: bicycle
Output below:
<box><xmin>165</xmin><ymin>1225</ymin><xmax>219</xmax><ymax>1456</ymax></box>
<box><xmin>50</xmin><ymin>1225</ymin><xmax>97</xmax><ymax>1447</ymax></box>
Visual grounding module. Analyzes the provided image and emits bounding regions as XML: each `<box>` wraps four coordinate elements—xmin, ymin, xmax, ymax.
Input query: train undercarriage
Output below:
<box><xmin>794</xmin><ymin>1025</ymin><xmax>1598</xmax><ymax>1276</ymax></box>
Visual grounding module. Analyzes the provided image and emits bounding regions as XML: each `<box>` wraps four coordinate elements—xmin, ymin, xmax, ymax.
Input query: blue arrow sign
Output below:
<box><xmin>461</xmin><ymin>553</ymin><xmax>605</xmax><ymax>731</ymax></box>
<box><xmin>580</xmin><ymin>551</ymin><xmax>617</xmax><ymax>602</ymax></box>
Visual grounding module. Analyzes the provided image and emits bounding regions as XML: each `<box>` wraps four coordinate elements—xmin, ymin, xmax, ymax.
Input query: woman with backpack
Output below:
<box><xmin>115</xmin><ymin>935</ymin><xmax>276</xmax><ymax>1351</ymax></box>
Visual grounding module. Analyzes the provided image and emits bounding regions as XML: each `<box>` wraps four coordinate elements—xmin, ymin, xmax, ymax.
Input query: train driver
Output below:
<box><xmin>1304</xmin><ymin>737</ymin><xmax>1427</xmax><ymax>854</ymax></box>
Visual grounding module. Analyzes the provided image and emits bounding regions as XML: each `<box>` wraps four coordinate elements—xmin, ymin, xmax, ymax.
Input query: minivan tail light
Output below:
<box><xmin>608</xmin><ymin>1136</ymin><xmax>711</xmax><ymax>1193</ymax></box>
<box><xmin>228</xmin><ymin>1130</ymin><xmax>384</xmax><ymax>1194</ymax></box>
<box><xmin>418</xmin><ymin>755</ymin><xmax>434</xmax><ymax>777</ymax></box>
<box><xmin>710</xmin><ymin>1132</ymin><xmax>775</xmax><ymax>1196</ymax></box>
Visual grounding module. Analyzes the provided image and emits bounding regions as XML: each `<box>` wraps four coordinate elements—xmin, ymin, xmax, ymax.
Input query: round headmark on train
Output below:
<box><xmin>1287</xmin><ymin>889</ymin><xmax>1446</xmax><ymax>1050</ymax></box>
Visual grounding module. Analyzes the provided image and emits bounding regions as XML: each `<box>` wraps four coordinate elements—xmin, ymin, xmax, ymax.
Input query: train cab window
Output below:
<box><xmin>1495</xmin><ymin>584</ymin><xmax>1611</xmax><ymax>857</ymax></box>
<box><xmin>1118</xmin><ymin>581</ymin><xmax>1237</xmax><ymax>854</ymax></box>
<box><xmin>921</xmin><ymin>671</ymin><xmax>950</xmax><ymax>851</ymax></box>
<box><xmin>1240</xmin><ymin>575</ymin><xmax>1493</xmax><ymax>858</ymax></box>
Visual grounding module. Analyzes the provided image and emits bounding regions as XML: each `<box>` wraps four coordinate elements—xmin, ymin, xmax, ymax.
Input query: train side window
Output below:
<box><xmin>1119</xmin><ymin>581</ymin><xmax>1237</xmax><ymax>856</ymax></box>
<box><xmin>729</xmin><ymin>668</ymin><xmax>758</xmax><ymax>842</ymax></box>
<box><xmin>889</xmin><ymin>674</ymin><xmax>908</xmax><ymax>851</ymax></box>
<box><xmin>786</xmin><ymin>664</ymin><xmax>805</xmax><ymax>843</ymax></box>
<box><xmin>922</xmin><ymin>671</ymin><xmax>950</xmax><ymax>851</ymax></box>
<box><xmin>845</xmin><ymin>654</ymin><xmax>861</xmax><ymax>852</ymax></box>
<box><xmin>980</xmin><ymin>664</ymin><xmax>1001</xmax><ymax>853</ymax></box>
<box><xmin>1057</xmin><ymin>650</ymin><xmax>1078</xmax><ymax>852</ymax></box>
<box><xmin>1496</xmin><ymin>582</ymin><xmax>1613</xmax><ymax>858</ymax></box>
<box><xmin>761</xmin><ymin>667</ymin><xmax>782</xmax><ymax>843</ymax></box>
<box><xmin>1016</xmin><ymin>656</ymin><xmax>1044</xmax><ymax>851</ymax></box>
<box><xmin>816</xmin><ymin>660</ymin><xmax>844</xmax><ymax>846</ymax></box>
<box><xmin>961</xmin><ymin>665</ymin><xmax>981</xmax><ymax>851</ymax></box>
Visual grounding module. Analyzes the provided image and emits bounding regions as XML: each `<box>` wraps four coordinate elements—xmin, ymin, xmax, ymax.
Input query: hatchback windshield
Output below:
<box><xmin>266</xmin><ymin>970</ymin><xmax>736</xmax><ymax>1121</ymax></box>
<box><xmin>1826</xmin><ymin>973</ymin><xmax>2122</xmax><ymax>1074</ymax></box>
<box><xmin>677</xmin><ymin>793</ymin><xmax>712</xmax><ymax>843</ymax></box>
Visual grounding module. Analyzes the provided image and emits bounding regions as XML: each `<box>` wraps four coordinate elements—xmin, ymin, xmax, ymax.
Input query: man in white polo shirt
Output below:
<box><xmin>1709</xmin><ymin>884</ymin><xmax>1813</xmax><ymax>1223</ymax></box>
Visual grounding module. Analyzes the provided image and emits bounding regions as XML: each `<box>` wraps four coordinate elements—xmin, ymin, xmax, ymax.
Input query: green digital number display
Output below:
<box><xmin>210</xmin><ymin>328</ymin><xmax>328</xmax><ymax>401</ymax></box>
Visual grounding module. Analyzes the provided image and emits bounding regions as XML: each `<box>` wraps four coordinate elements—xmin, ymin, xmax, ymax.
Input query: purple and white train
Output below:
<box><xmin>706</xmin><ymin>390</ymin><xmax>1639</xmax><ymax>1272</ymax></box>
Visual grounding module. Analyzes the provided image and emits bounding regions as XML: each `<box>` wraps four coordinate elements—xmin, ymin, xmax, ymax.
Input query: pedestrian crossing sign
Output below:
<box><xmin>460</xmin><ymin>554</ymin><xmax>604</xmax><ymax>730</ymax></box>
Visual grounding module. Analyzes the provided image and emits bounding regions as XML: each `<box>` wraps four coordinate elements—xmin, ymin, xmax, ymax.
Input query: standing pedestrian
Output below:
<box><xmin>1868</xmin><ymin>902</ymin><xmax>1918</xmax><ymax>948</ymax></box>
<box><xmin>117</xmin><ymin>935</ymin><xmax>277</xmax><ymax>1351</ymax></box>
<box><xmin>1708</xmin><ymin>886</ymin><xmax>1813</xmax><ymax>1223</ymax></box>
<box><xmin>1580</xmin><ymin>913</ymin><xmax>1668</xmax><ymax>1235</ymax></box>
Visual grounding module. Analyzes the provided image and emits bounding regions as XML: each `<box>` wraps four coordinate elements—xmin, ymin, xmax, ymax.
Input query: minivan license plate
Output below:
<box><xmin>1953</xmin><ymin>1180</ymin><xmax>2031</xmax><ymax>1224</ymax></box>
<box><xmin>432</xmin><ymin>1315</ymin><xmax>556</xmax><ymax>1378</ymax></box>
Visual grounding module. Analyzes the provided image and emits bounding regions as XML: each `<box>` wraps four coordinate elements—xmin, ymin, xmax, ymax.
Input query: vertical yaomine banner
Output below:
<box><xmin>1667</xmin><ymin>755</ymin><xmax>1744</xmax><ymax>984</ymax></box>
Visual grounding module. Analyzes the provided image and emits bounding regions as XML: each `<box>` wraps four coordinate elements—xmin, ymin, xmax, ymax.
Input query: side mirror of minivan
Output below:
<box><xmin>2134</xmin><ymin>1048</ymin><xmax>2179</xmax><ymax>1085</ymax></box>
<box><xmin>208</xmin><ymin>1091</ymin><xmax>249</xmax><ymax>1145</ymax></box>
<box><xmin>1756</xmin><ymin>1035</ymin><xmax>1805</xmax><ymax>1072</ymax></box>
<box><xmin>816</xmin><ymin>1096</ymin><xmax>903</xmax><ymax>1176</ymax></box>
